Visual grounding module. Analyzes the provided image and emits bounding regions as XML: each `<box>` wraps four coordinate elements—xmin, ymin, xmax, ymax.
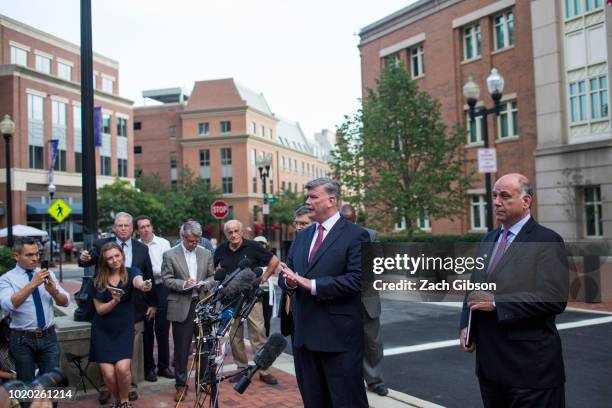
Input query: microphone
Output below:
<box><xmin>237</xmin><ymin>257</ymin><xmax>256</xmax><ymax>270</ymax></box>
<box><xmin>214</xmin><ymin>268</ymin><xmax>227</xmax><ymax>282</ymax></box>
<box><xmin>217</xmin><ymin>305</ymin><xmax>234</xmax><ymax>335</ymax></box>
<box><xmin>234</xmin><ymin>333</ymin><xmax>287</xmax><ymax>394</ymax></box>
<box><xmin>219</xmin><ymin>268</ymin><xmax>258</xmax><ymax>301</ymax></box>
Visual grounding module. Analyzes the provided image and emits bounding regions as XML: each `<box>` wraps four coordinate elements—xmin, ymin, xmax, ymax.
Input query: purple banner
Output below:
<box><xmin>94</xmin><ymin>106</ymin><xmax>102</xmax><ymax>147</ymax></box>
<box><xmin>48</xmin><ymin>139</ymin><xmax>59</xmax><ymax>186</ymax></box>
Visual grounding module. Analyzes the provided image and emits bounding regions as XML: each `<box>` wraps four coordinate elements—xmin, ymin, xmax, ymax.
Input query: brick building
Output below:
<box><xmin>134</xmin><ymin>79</ymin><xmax>330</xmax><ymax>241</ymax></box>
<box><xmin>359</xmin><ymin>0</ymin><xmax>538</xmax><ymax>234</ymax></box>
<box><xmin>0</xmin><ymin>14</ymin><xmax>135</xmax><ymax>242</ymax></box>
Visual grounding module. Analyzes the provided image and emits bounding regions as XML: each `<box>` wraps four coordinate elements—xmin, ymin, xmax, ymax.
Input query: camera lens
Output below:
<box><xmin>30</xmin><ymin>368</ymin><xmax>68</xmax><ymax>388</ymax></box>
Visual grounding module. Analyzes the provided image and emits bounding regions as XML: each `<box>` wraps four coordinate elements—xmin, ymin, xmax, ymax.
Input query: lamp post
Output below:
<box><xmin>1</xmin><ymin>115</ymin><xmax>15</xmax><ymax>247</ymax></box>
<box><xmin>48</xmin><ymin>183</ymin><xmax>56</xmax><ymax>264</ymax></box>
<box><xmin>256</xmin><ymin>153</ymin><xmax>273</xmax><ymax>240</ymax></box>
<box><xmin>463</xmin><ymin>68</ymin><xmax>504</xmax><ymax>232</ymax></box>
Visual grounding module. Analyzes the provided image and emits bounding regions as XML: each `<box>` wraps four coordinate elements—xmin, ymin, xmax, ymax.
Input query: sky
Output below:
<box><xmin>1</xmin><ymin>0</ymin><xmax>417</xmax><ymax>139</ymax></box>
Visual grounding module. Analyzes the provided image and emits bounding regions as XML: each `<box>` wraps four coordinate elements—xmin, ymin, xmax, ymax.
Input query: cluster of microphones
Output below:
<box><xmin>196</xmin><ymin>258</ymin><xmax>287</xmax><ymax>394</ymax></box>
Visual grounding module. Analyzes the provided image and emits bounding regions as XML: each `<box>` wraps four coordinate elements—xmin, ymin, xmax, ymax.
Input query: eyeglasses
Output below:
<box><xmin>292</xmin><ymin>221</ymin><xmax>310</xmax><ymax>227</ymax></box>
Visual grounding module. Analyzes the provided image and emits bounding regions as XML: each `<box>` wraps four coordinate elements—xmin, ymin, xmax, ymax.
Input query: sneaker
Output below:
<box><xmin>259</xmin><ymin>373</ymin><xmax>278</xmax><ymax>385</ymax></box>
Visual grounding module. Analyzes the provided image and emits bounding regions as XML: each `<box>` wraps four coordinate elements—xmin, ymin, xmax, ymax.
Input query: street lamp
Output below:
<box><xmin>256</xmin><ymin>153</ymin><xmax>273</xmax><ymax>240</ymax></box>
<box><xmin>0</xmin><ymin>115</ymin><xmax>15</xmax><ymax>247</ymax></box>
<box><xmin>47</xmin><ymin>183</ymin><xmax>56</xmax><ymax>263</ymax></box>
<box><xmin>463</xmin><ymin>68</ymin><xmax>504</xmax><ymax>232</ymax></box>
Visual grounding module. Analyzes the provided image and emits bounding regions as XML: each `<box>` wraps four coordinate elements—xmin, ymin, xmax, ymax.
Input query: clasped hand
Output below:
<box><xmin>467</xmin><ymin>290</ymin><xmax>495</xmax><ymax>312</ymax></box>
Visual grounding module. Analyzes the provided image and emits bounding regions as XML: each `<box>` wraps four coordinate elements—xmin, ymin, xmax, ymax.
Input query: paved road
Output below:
<box><xmin>273</xmin><ymin>297</ymin><xmax>612</xmax><ymax>407</ymax></box>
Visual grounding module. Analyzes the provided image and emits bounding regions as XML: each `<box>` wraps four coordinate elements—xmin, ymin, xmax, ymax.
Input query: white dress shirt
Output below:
<box><xmin>181</xmin><ymin>243</ymin><xmax>198</xmax><ymax>295</ymax></box>
<box><xmin>116</xmin><ymin>237</ymin><xmax>133</xmax><ymax>267</ymax></box>
<box><xmin>140</xmin><ymin>235</ymin><xmax>171</xmax><ymax>283</ymax></box>
<box><xmin>306</xmin><ymin>211</ymin><xmax>341</xmax><ymax>295</ymax></box>
<box><xmin>0</xmin><ymin>264</ymin><xmax>71</xmax><ymax>330</ymax></box>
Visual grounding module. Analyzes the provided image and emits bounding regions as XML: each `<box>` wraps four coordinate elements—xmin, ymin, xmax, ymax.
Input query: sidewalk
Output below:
<box><xmin>58</xmin><ymin>279</ymin><xmax>428</xmax><ymax>408</ymax></box>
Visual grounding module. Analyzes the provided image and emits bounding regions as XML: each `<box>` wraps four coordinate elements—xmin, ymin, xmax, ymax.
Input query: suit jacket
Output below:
<box><xmin>360</xmin><ymin>226</ymin><xmax>381</xmax><ymax>319</ymax></box>
<box><xmin>78</xmin><ymin>236</ymin><xmax>158</xmax><ymax>322</ymax></box>
<box><xmin>162</xmin><ymin>245</ymin><xmax>215</xmax><ymax>323</ymax></box>
<box><xmin>460</xmin><ymin>217</ymin><xmax>569</xmax><ymax>388</ymax></box>
<box><xmin>280</xmin><ymin>216</ymin><xmax>370</xmax><ymax>352</ymax></box>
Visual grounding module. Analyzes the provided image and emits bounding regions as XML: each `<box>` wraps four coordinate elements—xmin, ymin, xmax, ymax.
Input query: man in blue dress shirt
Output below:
<box><xmin>0</xmin><ymin>237</ymin><xmax>71</xmax><ymax>382</ymax></box>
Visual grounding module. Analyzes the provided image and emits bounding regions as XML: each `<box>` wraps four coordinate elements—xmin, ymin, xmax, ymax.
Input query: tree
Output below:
<box><xmin>332</xmin><ymin>62</ymin><xmax>473</xmax><ymax>238</ymax></box>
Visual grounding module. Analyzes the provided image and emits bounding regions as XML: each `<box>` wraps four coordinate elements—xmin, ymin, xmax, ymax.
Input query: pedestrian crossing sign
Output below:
<box><xmin>48</xmin><ymin>199</ymin><xmax>72</xmax><ymax>223</ymax></box>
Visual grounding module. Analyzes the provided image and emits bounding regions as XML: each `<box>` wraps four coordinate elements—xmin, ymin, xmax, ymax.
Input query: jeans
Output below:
<box><xmin>10</xmin><ymin>330</ymin><xmax>60</xmax><ymax>383</ymax></box>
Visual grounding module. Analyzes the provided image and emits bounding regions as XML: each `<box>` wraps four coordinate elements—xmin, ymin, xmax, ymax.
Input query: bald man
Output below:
<box><xmin>459</xmin><ymin>173</ymin><xmax>569</xmax><ymax>407</ymax></box>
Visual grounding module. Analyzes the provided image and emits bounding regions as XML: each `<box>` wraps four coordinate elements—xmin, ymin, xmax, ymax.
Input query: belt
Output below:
<box><xmin>13</xmin><ymin>325</ymin><xmax>55</xmax><ymax>338</ymax></box>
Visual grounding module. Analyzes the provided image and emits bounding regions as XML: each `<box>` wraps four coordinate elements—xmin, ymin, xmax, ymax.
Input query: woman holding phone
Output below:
<box><xmin>89</xmin><ymin>242</ymin><xmax>152</xmax><ymax>408</ymax></box>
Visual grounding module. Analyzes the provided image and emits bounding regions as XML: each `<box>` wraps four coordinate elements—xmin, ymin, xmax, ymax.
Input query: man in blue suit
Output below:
<box><xmin>280</xmin><ymin>178</ymin><xmax>369</xmax><ymax>408</ymax></box>
<box><xmin>460</xmin><ymin>173</ymin><xmax>569</xmax><ymax>408</ymax></box>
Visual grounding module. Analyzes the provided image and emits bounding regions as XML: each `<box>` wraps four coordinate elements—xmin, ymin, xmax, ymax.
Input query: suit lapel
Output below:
<box><xmin>176</xmin><ymin>246</ymin><xmax>190</xmax><ymax>280</ymax></box>
<box><xmin>488</xmin><ymin>217</ymin><xmax>536</xmax><ymax>282</ymax></box>
<box><xmin>305</xmin><ymin>218</ymin><xmax>346</xmax><ymax>276</ymax></box>
<box><xmin>195</xmin><ymin>247</ymin><xmax>204</xmax><ymax>281</ymax></box>
<box><xmin>299</xmin><ymin>225</ymin><xmax>316</xmax><ymax>275</ymax></box>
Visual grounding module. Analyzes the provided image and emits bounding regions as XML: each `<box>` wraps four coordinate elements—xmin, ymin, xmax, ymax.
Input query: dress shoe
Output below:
<box><xmin>157</xmin><ymin>367</ymin><xmax>174</xmax><ymax>379</ymax></box>
<box><xmin>259</xmin><ymin>373</ymin><xmax>278</xmax><ymax>385</ymax></box>
<box><xmin>128</xmin><ymin>389</ymin><xmax>138</xmax><ymax>401</ymax></box>
<box><xmin>98</xmin><ymin>389</ymin><xmax>111</xmax><ymax>405</ymax></box>
<box><xmin>369</xmin><ymin>382</ymin><xmax>389</xmax><ymax>396</ymax></box>
<box><xmin>174</xmin><ymin>389</ymin><xmax>187</xmax><ymax>402</ymax></box>
<box><xmin>145</xmin><ymin>370</ymin><xmax>158</xmax><ymax>382</ymax></box>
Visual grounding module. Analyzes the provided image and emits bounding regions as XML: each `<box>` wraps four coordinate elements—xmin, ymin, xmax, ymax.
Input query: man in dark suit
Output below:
<box><xmin>79</xmin><ymin>211</ymin><xmax>157</xmax><ymax>402</ymax></box>
<box><xmin>459</xmin><ymin>173</ymin><xmax>569</xmax><ymax>408</ymax></box>
<box><xmin>339</xmin><ymin>204</ymin><xmax>388</xmax><ymax>397</ymax></box>
<box><xmin>280</xmin><ymin>178</ymin><xmax>369</xmax><ymax>408</ymax></box>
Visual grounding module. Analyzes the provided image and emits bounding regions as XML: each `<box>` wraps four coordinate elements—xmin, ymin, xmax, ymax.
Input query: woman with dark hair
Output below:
<box><xmin>89</xmin><ymin>242</ymin><xmax>152</xmax><ymax>408</ymax></box>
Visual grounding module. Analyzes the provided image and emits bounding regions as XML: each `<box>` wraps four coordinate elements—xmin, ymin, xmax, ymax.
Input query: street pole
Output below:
<box><xmin>48</xmin><ymin>185</ymin><xmax>55</xmax><ymax>264</ymax></box>
<box><xmin>1</xmin><ymin>115</ymin><xmax>15</xmax><ymax>247</ymax></box>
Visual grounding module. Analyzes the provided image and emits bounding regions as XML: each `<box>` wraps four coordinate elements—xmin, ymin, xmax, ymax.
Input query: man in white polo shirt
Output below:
<box><xmin>135</xmin><ymin>215</ymin><xmax>173</xmax><ymax>382</ymax></box>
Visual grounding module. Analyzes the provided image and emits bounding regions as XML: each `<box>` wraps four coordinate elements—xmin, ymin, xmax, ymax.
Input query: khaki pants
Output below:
<box><xmin>229</xmin><ymin>301</ymin><xmax>269</xmax><ymax>374</ymax></box>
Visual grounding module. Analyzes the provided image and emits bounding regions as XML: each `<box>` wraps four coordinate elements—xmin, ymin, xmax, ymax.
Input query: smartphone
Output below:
<box><xmin>40</xmin><ymin>260</ymin><xmax>49</xmax><ymax>270</ymax></box>
<box><xmin>109</xmin><ymin>287</ymin><xmax>125</xmax><ymax>296</ymax></box>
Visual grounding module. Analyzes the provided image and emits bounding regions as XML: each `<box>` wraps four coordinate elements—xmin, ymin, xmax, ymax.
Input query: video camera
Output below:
<box><xmin>2</xmin><ymin>368</ymin><xmax>68</xmax><ymax>407</ymax></box>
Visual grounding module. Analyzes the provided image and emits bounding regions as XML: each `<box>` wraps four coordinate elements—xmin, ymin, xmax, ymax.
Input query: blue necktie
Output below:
<box><xmin>26</xmin><ymin>270</ymin><xmax>46</xmax><ymax>329</ymax></box>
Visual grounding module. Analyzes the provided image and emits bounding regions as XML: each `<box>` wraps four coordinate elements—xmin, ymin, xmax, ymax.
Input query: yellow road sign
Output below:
<box><xmin>48</xmin><ymin>199</ymin><xmax>72</xmax><ymax>223</ymax></box>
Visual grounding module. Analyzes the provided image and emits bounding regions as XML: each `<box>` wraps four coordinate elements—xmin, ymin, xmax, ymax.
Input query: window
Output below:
<box><xmin>467</xmin><ymin>114</ymin><xmax>483</xmax><ymax>144</ymax></box>
<box><xmin>57</xmin><ymin>61</ymin><xmax>72</xmax><ymax>81</ymax></box>
<box><xmin>268</xmin><ymin>129</ymin><xmax>273</xmax><ymax>139</ymax></box>
<box><xmin>75</xmin><ymin>152</ymin><xmax>82</xmax><ymax>173</ymax></box>
<box><xmin>200</xmin><ymin>149</ymin><xmax>210</xmax><ymax>166</ymax></box>
<box><xmin>101</xmin><ymin>156</ymin><xmax>111</xmax><ymax>176</ymax></box>
<box><xmin>410</xmin><ymin>45</ymin><xmax>425</xmax><ymax>78</ymax></box>
<box><xmin>566</xmin><ymin>0</ymin><xmax>603</xmax><ymax>18</ymax></box>
<box><xmin>170</xmin><ymin>156</ymin><xmax>177</xmax><ymax>184</ymax></box>
<box><xmin>134</xmin><ymin>122</ymin><xmax>142</xmax><ymax>130</ymax></box>
<box><xmin>417</xmin><ymin>211</ymin><xmax>431</xmax><ymax>231</ymax></box>
<box><xmin>569</xmin><ymin>81</ymin><xmax>587</xmax><ymax>122</ymax></box>
<box><xmin>221</xmin><ymin>148</ymin><xmax>232</xmax><ymax>165</ymax></box>
<box><xmin>584</xmin><ymin>187</ymin><xmax>603</xmax><ymax>237</ymax></box>
<box><xmin>589</xmin><ymin>76</ymin><xmax>609</xmax><ymax>119</ymax></box>
<box><xmin>11</xmin><ymin>46</ymin><xmax>28</xmax><ymax>66</ymax></box>
<box><xmin>93</xmin><ymin>73</ymin><xmax>97</xmax><ymax>89</ymax></box>
<box><xmin>281</xmin><ymin>157</ymin><xmax>286</xmax><ymax>171</ymax></box>
<box><xmin>117</xmin><ymin>118</ymin><xmax>128</xmax><ymax>137</ymax></box>
<box><xmin>383</xmin><ymin>52</ymin><xmax>401</xmax><ymax>68</ymax></box>
<box><xmin>52</xmin><ymin>101</ymin><xmax>67</xmax><ymax>172</ymax></box>
<box><xmin>220</xmin><ymin>121</ymin><xmax>231</xmax><ymax>133</ymax></box>
<box><xmin>294</xmin><ymin>159</ymin><xmax>297</xmax><ymax>172</ymax></box>
<box><xmin>102</xmin><ymin>77</ymin><xmax>114</xmax><ymax>93</ymax></box>
<box><xmin>463</xmin><ymin>24</ymin><xmax>481</xmax><ymax>61</ymax></box>
<box><xmin>103</xmin><ymin>114</ymin><xmax>111</xmax><ymax>134</ymax></box>
<box><xmin>198</xmin><ymin>122</ymin><xmax>210</xmax><ymax>135</ymax></box>
<box><xmin>260</xmin><ymin>125</ymin><xmax>265</xmax><ymax>137</ymax></box>
<box><xmin>494</xmin><ymin>11</ymin><xmax>514</xmax><ymax>50</ymax></box>
<box><xmin>28</xmin><ymin>94</ymin><xmax>44</xmax><ymax>170</ymax></box>
<box><xmin>168</xmin><ymin>126</ymin><xmax>176</xmax><ymax>139</ymax></box>
<box><xmin>35</xmin><ymin>54</ymin><xmax>51</xmax><ymax>74</ymax></box>
<box><xmin>282</xmin><ymin>181</ymin><xmax>286</xmax><ymax>191</ymax></box>
<box><xmin>471</xmin><ymin>195</ymin><xmax>486</xmax><ymax>230</ymax></box>
<box><xmin>251</xmin><ymin>149</ymin><xmax>258</xmax><ymax>193</ymax></box>
<box><xmin>251</xmin><ymin>122</ymin><xmax>257</xmax><ymax>134</ymax></box>
<box><xmin>134</xmin><ymin>146</ymin><xmax>142</xmax><ymax>155</ymax></box>
<box><xmin>222</xmin><ymin>177</ymin><xmax>233</xmax><ymax>193</ymax></box>
<box><xmin>118</xmin><ymin>158</ymin><xmax>128</xmax><ymax>178</ymax></box>
<box><xmin>497</xmin><ymin>101</ymin><xmax>519</xmax><ymax>138</ymax></box>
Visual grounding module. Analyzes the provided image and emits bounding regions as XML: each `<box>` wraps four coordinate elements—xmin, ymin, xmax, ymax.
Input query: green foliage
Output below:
<box><xmin>0</xmin><ymin>246</ymin><xmax>16</xmax><ymax>275</ymax></box>
<box><xmin>332</xmin><ymin>62</ymin><xmax>473</xmax><ymax>238</ymax></box>
<box><xmin>269</xmin><ymin>190</ymin><xmax>307</xmax><ymax>226</ymax></box>
<box><xmin>99</xmin><ymin>169</ymin><xmax>222</xmax><ymax>235</ymax></box>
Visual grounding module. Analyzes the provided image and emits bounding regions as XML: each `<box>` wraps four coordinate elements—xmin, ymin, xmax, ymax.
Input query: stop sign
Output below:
<box><xmin>211</xmin><ymin>200</ymin><xmax>229</xmax><ymax>220</ymax></box>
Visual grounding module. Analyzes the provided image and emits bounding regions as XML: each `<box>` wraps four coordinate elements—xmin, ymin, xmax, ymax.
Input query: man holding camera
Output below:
<box><xmin>0</xmin><ymin>237</ymin><xmax>71</xmax><ymax>383</ymax></box>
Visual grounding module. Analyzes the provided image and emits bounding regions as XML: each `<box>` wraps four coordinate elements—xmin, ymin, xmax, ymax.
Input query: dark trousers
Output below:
<box><xmin>143</xmin><ymin>284</ymin><xmax>170</xmax><ymax>372</ymax></box>
<box><xmin>293</xmin><ymin>345</ymin><xmax>368</xmax><ymax>408</ymax></box>
<box><xmin>262</xmin><ymin>291</ymin><xmax>273</xmax><ymax>337</ymax></box>
<box><xmin>479</xmin><ymin>377</ymin><xmax>565</xmax><ymax>408</ymax></box>
<box><xmin>10</xmin><ymin>330</ymin><xmax>59</xmax><ymax>383</ymax></box>
<box><xmin>172</xmin><ymin>300</ymin><xmax>205</xmax><ymax>390</ymax></box>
